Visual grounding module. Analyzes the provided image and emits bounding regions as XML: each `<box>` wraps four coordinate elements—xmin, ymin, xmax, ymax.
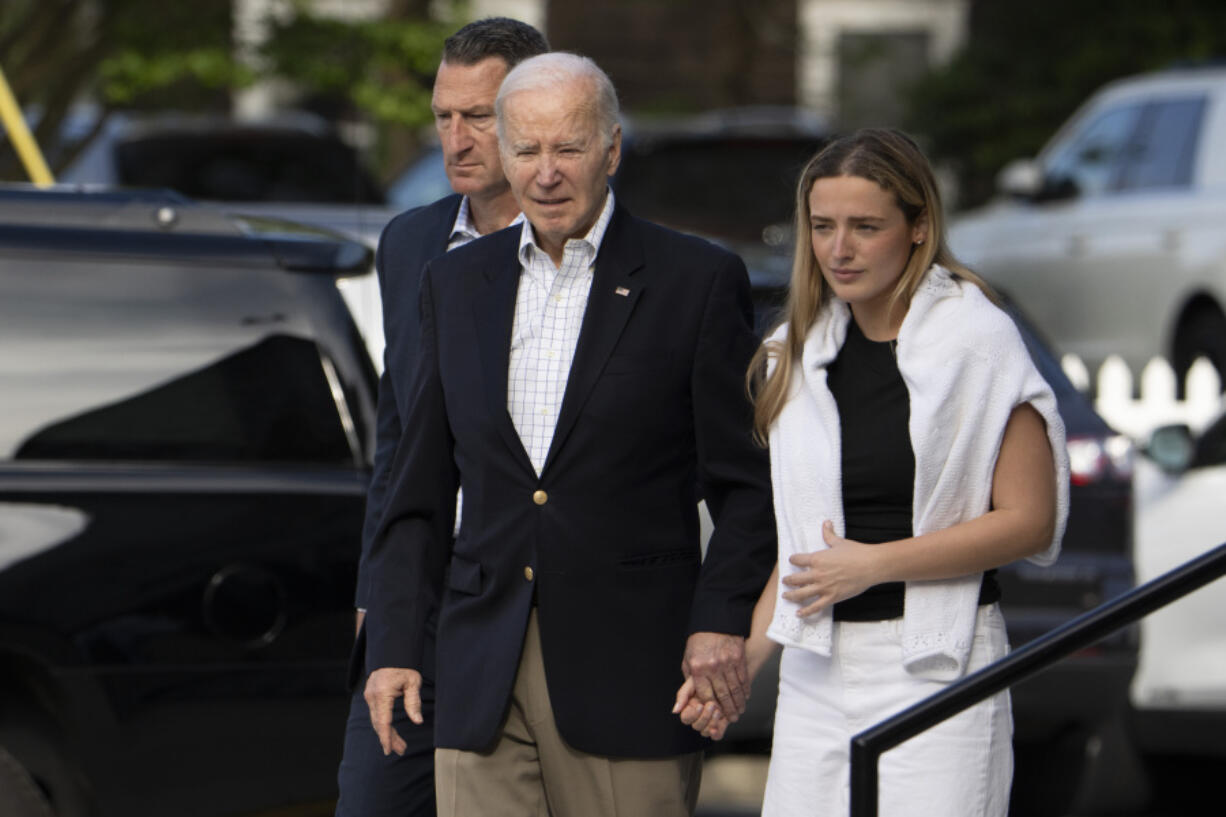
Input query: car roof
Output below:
<box><xmin>1093</xmin><ymin>65</ymin><xmax>1226</xmax><ymax>100</ymax></box>
<box><xmin>0</xmin><ymin>185</ymin><xmax>371</xmax><ymax>274</ymax></box>
<box><xmin>54</xmin><ymin>109</ymin><xmax>385</xmax><ymax>205</ymax></box>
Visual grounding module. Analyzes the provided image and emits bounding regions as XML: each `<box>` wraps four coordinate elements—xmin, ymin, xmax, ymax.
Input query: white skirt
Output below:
<box><xmin>762</xmin><ymin>603</ymin><xmax>1013</xmax><ymax>817</ymax></box>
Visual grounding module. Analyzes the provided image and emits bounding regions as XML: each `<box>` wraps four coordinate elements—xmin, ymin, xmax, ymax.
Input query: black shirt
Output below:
<box><xmin>827</xmin><ymin>318</ymin><xmax>998</xmax><ymax>621</ymax></box>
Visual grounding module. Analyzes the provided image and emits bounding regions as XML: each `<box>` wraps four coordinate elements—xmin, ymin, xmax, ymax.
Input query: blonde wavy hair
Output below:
<box><xmin>748</xmin><ymin>128</ymin><xmax>995</xmax><ymax>444</ymax></box>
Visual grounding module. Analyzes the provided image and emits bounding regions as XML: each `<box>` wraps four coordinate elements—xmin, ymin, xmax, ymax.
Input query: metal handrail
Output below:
<box><xmin>849</xmin><ymin>541</ymin><xmax>1226</xmax><ymax>817</ymax></box>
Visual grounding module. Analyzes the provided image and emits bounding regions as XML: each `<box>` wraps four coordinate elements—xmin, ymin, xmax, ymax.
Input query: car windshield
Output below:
<box><xmin>614</xmin><ymin>136</ymin><xmax>822</xmax><ymax>243</ymax></box>
<box><xmin>386</xmin><ymin>146</ymin><xmax>452</xmax><ymax>211</ymax></box>
<box><xmin>112</xmin><ymin>130</ymin><xmax>386</xmax><ymax>204</ymax></box>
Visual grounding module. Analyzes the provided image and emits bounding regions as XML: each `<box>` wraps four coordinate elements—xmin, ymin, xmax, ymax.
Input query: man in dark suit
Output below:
<box><xmin>335</xmin><ymin>18</ymin><xmax>547</xmax><ymax>817</ymax></box>
<box><xmin>364</xmin><ymin>52</ymin><xmax>775</xmax><ymax>816</ymax></box>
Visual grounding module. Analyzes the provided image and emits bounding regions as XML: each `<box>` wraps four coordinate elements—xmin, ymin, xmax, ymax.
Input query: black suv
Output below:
<box><xmin>0</xmin><ymin>187</ymin><xmax>376</xmax><ymax>817</ymax></box>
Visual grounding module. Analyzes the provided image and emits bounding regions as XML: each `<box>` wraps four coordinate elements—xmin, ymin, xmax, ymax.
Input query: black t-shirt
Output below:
<box><xmin>827</xmin><ymin>318</ymin><xmax>998</xmax><ymax>621</ymax></box>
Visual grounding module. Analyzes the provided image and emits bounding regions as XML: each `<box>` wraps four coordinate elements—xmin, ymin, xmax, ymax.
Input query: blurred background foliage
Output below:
<box><xmin>257</xmin><ymin>7</ymin><xmax>451</xmax><ymax>127</ymax></box>
<box><xmin>4</xmin><ymin>0</ymin><xmax>1226</xmax><ymax>202</ymax></box>
<box><xmin>910</xmin><ymin>0</ymin><xmax>1226</xmax><ymax>208</ymax></box>
<box><xmin>0</xmin><ymin>0</ymin><xmax>449</xmax><ymax>182</ymax></box>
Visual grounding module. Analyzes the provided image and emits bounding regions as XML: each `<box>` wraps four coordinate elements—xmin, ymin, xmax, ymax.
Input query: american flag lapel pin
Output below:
<box><xmin>614</xmin><ymin>286</ymin><xmax>630</xmax><ymax>297</ymax></box>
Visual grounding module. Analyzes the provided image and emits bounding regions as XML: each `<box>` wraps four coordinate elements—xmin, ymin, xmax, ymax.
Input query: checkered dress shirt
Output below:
<box><xmin>509</xmin><ymin>190</ymin><xmax>616</xmax><ymax>474</ymax></box>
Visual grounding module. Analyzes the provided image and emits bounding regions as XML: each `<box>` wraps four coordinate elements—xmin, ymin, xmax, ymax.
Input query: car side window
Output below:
<box><xmin>1116</xmin><ymin>96</ymin><xmax>1205</xmax><ymax>192</ymax></box>
<box><xmin>0</xmin><ymin>256</ymin><xmax>359</xmax><ymax>465</ymax></box>
<box><xmin>1043</xmin><ymin>103</ymin><xmax>1143</xmax><ymax>197</ymax></box>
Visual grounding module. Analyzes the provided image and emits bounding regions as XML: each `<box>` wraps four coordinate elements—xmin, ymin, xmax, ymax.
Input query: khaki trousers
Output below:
<box><xmin>435</xmin><ymin>609</ymin><xmax>702</xmax><ymax>817</ymax></box>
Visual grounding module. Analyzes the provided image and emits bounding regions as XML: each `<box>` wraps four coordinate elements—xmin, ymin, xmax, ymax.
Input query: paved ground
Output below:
<box><xmin>694</xmin><ymin>751</ymin><xmax>1226</xmax><ymax>817</ymax></box>
<box><xmin>240</xmin><ymin>749</ymin><xmax>1222</xmax><ymax>816</ymax></box>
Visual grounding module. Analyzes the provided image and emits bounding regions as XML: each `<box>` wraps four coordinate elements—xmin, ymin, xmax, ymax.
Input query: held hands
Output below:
<box><xmin>671</xmin><ymin>632</ymin><xmax>748</xmax><ymax>742</ymax></box>
<box><xmin>673</xmin><ymin>675</ymin><xmax>731</xmax><ymax>739</ymax></box>
<box><xmin>364</xmin><ymin>667</ymin><xmax>424</xmax><ymax>756</ymax></box>
<box><xmin>674</xmin><ymin>522</ymin><xmax>881</xmax><ymax>739</ymax></box>
<box><xmin>781</xmin><ymin>520</ymin><xmax>879</xmax><ymax>617</ymax></box>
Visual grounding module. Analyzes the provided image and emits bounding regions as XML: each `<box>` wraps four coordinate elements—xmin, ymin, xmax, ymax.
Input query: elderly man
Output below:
<box><xmin>335</xmin><ymin>17</ymin><xmax>547</xmax><ymax>817</ymax></box>
<box><xmin>364</xmin><ymin>52</ymin><xmax>775</xmax><ymax>817</ymax></box>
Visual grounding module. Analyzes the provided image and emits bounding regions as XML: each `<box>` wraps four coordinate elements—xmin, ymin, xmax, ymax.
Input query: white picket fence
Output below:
<box><xmin>1063</xmin><ymin>354</ymin><xmax>1226</xmax><ymax>442</ymax></box>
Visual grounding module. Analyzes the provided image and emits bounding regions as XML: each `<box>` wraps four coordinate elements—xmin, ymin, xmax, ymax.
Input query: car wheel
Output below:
<box><xmin>0</xmin><ymin>744</ymin><xmax>54</xmax><ymax>817</ymax></box>
<box><xmin>1172</xmin><ymin>304</ymin><xmax>1226</xmax><ymax>397</ymax></box>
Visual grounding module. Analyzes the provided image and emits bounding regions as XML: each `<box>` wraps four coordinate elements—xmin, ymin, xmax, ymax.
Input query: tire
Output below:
<box><xmin>1172</xmin><ymin>305</ymin><xmax>1226</xmax><ymax>397</ymax></box>
<box><xmin>0</xmin><ymin>743</ymin><xmax>54</xmax><ymax>817</ymax></box>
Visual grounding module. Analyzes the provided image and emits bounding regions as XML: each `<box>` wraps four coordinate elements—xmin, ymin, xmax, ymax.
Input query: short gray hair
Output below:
<box><xmin>496</xmin><ymin>52</ymin><xmax>621</xmax><ymax>149</ymax></box>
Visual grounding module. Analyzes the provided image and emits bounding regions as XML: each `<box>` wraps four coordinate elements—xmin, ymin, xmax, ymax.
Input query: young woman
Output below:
<box><xmin>675</xmin><ymin>129</ymin><xmax>1069</xmax><ymax>816</ymax></box>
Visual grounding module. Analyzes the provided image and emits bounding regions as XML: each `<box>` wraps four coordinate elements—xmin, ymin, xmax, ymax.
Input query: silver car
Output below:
<box><xmin>948</xmin><ymin>67</ymin><xmax>1226</xmax><ymax>392</ymax></box>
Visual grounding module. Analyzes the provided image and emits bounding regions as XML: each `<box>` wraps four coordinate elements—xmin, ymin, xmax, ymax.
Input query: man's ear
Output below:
<box><xmin>606</xmin><ymin>124</ymin><xmax>623</xmax><ymax>177</ymax></box>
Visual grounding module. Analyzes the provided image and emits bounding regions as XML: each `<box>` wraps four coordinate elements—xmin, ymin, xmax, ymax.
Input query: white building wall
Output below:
<box><xmin>798</xmin><ymin>0</ymin><xmax>968</xmax><ymax>120</ymax></box>
<box><xmin>465</xmin><ymin>0</ymin><xmax>546</xmax><ymax>31</ymax></box>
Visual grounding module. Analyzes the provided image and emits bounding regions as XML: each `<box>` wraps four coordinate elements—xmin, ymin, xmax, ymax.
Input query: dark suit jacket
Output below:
<box><xmin>349</xmin><ymin>193</ymin><xmax>461</xmax><ymax>688</ymax></box>
<box><xmin>366</xmin><ymin>204</ymin><xmax>775</xmax><ymax>757</ymax></box>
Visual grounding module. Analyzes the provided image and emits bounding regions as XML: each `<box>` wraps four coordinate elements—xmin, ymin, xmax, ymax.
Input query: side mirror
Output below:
<box><xmin>1146</xmin><ymin>424</ymin><xmax>1195</xmax><ymax>475</ymax></box>
<box><xmin>996</xmin><ymin>159</ymin><xmax>1042</xmax><ymax>199</ymax></box>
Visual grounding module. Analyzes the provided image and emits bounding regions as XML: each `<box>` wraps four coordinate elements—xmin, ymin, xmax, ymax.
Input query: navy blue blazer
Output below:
<box><xmin>356</xmin><ymin>193</ymin><xmax>463</xmax><ymax>611</ymax></box>
<box><xmin>366</xmin><ymin>204</ymin><xmax>775</xmax><ymax>757</ymax></box>
<box><xmin>349</xmin><ymin>194</ymin><xmax>461</xmax><ymax>690</ymax></box>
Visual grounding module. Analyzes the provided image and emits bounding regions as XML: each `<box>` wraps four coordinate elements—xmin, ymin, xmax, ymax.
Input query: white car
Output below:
<box><xmin>1131</xmin><ymin>413</ymin><xmax>1226</xmax><ymax>752</ymax></box>
<box><xmin>948</xmin><ymin>67</ymin><xmax>1226</xmax><ymax>390</ymax></box>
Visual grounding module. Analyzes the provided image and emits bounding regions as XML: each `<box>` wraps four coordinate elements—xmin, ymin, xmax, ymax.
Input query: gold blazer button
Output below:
<box><xmin>524</xmin><ymin>566</ymin><xmax>535</xmax><ymax>581</ymax></box>
<box><xmin>532</xmin><ymin>489</ymin><xmax>548</xmax><ymax>505</ymax></box>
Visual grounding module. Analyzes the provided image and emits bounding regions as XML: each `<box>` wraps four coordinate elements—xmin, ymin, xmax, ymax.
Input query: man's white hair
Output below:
<box><xmin>495</xmin><ymin>52</ymin><xmax>621</xmax><ymax>149</ymax></box>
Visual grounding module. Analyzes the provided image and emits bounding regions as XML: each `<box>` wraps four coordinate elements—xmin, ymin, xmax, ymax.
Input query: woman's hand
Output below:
<box><xmin>673</xmin><ymin>677</ymin><xmax>730</xmax><ymax>740</ymax></box>
<box><xmin>781</xmin><ymin>521</ymin><xmax>881</xmax><ymax>616</ymax></box>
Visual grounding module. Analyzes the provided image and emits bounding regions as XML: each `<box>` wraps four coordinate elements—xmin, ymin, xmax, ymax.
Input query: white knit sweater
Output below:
<box><xmin>765</xmin><ymin>265</ymin><xmax>1069</xmax><ymax>680</ymax></box>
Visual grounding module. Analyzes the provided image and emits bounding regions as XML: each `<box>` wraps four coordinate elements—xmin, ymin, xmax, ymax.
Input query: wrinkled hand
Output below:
<box><xmin>681</xmin><ymin>632</ymin><xmax>748</xmax><ymax>722</ymax></box>
<box><xmin>364</xmin><ymin>667</ymin><xmax>423</xmax><ymax>756</ymax></box>
<box><xmin>782</xmin><ymin>520</ymin><xmax>878</xmax><ymax>617</ymax></box>
<box><xmin>673</xmin><ymin>676</ymin><xmax>730</xmax><ymax>740</ymax></box>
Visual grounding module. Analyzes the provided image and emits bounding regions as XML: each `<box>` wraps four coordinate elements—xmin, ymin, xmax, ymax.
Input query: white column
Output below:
<box><xmin>797</xmin><ymin>0</ymin><xmax>968</xmax><ymax>120</ymax></box>
<box><xmin>466</xmin><ymin>0</ymin><xmax>546</xmax><ymax>32</ymax></box>
<box><xmin>233</xmin><ymin>0</ymin><xmax>289</xmax><ymax>117</ymax></box>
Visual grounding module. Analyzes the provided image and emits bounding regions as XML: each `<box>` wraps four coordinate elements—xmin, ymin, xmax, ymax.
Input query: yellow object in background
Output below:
<box><xmin>0</xmin><ymin>63</ymin><xmax>54</xmax><ymax>186</ymax></box>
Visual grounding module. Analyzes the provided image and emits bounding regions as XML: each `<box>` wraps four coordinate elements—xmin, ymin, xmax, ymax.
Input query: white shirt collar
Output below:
<box><xmin>449</xmin><ymin>195</ymin><xmax>524</xmax><ymax>245</ymax></box>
